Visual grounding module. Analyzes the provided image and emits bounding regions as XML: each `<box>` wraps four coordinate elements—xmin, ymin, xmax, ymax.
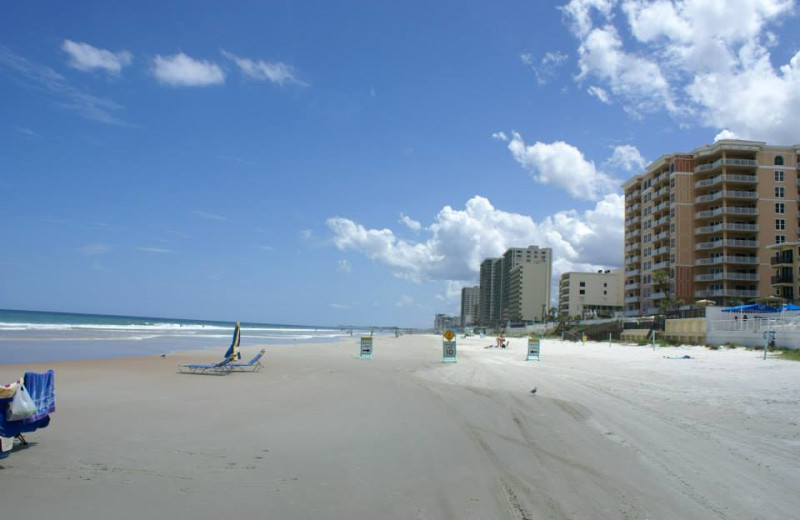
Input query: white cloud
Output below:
<box><xmin>62</xmin><ymin>40</ymin><xmax>132</xmax><ymax>75</ymax></box>
<box><xmin>561</xmin><ymin>0</ymin><xmax>800</xmax><ymax>142</ymax></box>
<box><xmin>327</xmin><ymin>194</ymin><xmax>623</xmax><ymax>287</ymax></box>
<box><xmin>606</xmin><ymin>144</ymin><xmax>646</xmax><ymax>172</ymax></box>
<box><xmin>300</xmin><ymin>229</ymin><xmax>314</xmax><ymax>241</ymax></box>
<box><xmin>153</xmin><ymin>53</ymin><xmax>225</xmax><ymax>87</ymax></box>
<box><xmin>79</xmin><ymin>243</ymin><xmax>112</xmax><ymax>256</ymax></box>
<box><xmin>337</xmin><ymin>259</ymin><xmax>352</xmax><ymax>273</ymax></box>
<box><xmin>221</xmin><ymin>50</ymin><xmax>306</xmax><ymax>86</ymax></box>
<box><xmin>399</xmin><ymin>214</ymin><xmax>422</xmax><ymax>231</ymax></box>
<box><xmin>521</xmin><ymin>50</ymin><xmax>569</xmax><ymax>85</ymax></box>
<box><xmin>714</xmin><ymin>129</ymin><xmax>739</xmax><ymax>141</ymax></box>
<box><xmin>330</xmin><ymin>303</ymin><xmax>350</xmax><ymax>310</ymax></box>
<box><xmin>492</xmin><ymin>131</ymin><xmax>509</xmax><ymax>141</ymax></box>
<box><xmin>0</xmin><ymin>46</ymin><xmax>125</xmax><ymax>125</ymax></box>
<box><xmin>587</xmin><ymin>85</ymin><xmax>611</xmax><ymax>103</ymax></box>
<box><xmin>507</xmin><ymin>132</ymin><xmax>618</xmax><ymax>200</ymax></box>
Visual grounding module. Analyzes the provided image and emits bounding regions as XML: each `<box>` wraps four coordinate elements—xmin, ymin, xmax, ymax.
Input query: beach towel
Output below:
<box><xmin>0</xmin><ymin>370</ymin><xmax>55</xmax><ymax>438</ymax></box>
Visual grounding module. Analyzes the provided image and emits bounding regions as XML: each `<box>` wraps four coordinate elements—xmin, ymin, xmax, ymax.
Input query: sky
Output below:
<box><xmin>1</xmin><ymin>0</ymin><xmax>800</xmax><ymax>328</ymax></box>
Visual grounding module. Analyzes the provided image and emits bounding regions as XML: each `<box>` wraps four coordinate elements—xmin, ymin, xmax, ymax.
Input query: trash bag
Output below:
<box><xmin>6</xmin><ymin>383</ymin><xmax>36</xmax><ymax>421</ymax></box>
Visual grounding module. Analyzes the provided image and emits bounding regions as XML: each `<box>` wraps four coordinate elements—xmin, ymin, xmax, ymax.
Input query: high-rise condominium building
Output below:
<box><xmin>478</xmin><ymin>258</ymin><xmax>502</xmax><ymax>326</ymax></box>
<box><xmin>501</xmin><ymin>246</ymin><xmax>552</xmax><ymax>322</ymax></box>
<box><xmin>460</xmin><ymin>286</ymin><xmax>480</xmax><ymax>327</ymax></box>
<box><xmin>558</xmin><ymin>270</ymin><xmax>624</xmax><ymax>318</ymax></box>
<box><xmin>623</xmin><ymin>140</ymin><xmax>799</xmax><ymax>315</ymax></box>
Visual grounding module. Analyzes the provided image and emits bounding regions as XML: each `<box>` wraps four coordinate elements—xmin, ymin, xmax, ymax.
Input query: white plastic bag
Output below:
<box><xmin>6</xmin><ymin>383</ymin><xmax>35</xmax><ymax>421</ymax></box>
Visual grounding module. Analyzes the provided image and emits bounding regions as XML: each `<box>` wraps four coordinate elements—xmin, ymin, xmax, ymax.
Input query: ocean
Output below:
<box><xmin>0</xmin><ymin>309</ymin><xmax>363</xmax><ymax>364</ymax></box>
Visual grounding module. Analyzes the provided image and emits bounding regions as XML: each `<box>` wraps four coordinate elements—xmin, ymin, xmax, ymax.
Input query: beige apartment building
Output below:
<box><xmin>502</xmin><ymin>246</ymin><xmax>552</xmax><ymax>322</ymax></box>
<box><xmin>623</xmin><ymin>140</ymin><xmax>800</xmax><ymax>316</ymax></box>
<box><xmin>558</xmin><ymin>270</ymin><xmax>624</xmax><ymax>318</ymax></box>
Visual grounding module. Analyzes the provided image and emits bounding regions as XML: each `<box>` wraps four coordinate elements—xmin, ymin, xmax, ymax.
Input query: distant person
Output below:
<box><xmin>497</xmin><ymin>331</ymin><xmax>507</xmax><ymax>349</ymax></box>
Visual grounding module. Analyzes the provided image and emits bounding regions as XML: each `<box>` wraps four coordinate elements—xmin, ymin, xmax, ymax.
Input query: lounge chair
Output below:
<box><xmin>229</xmin><ymin>349</ymin><xmax>266</xmax><ymax>372</ymax></box>
<box><xmin>178</xmin><ymin>322</ymin><xmax>241</xmax><ymax>375</ymax></box>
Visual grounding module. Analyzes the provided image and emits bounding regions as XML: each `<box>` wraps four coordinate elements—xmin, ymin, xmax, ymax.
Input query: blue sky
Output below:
<box><xmin>2</xmin><ymin>0</ymin><xmax>799</xmax><ymax>327</ymax></box>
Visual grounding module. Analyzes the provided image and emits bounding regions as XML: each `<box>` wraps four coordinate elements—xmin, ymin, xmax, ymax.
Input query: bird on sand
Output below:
<box><xmin>530</xmin><ymin>387</ymin><xmax>538</xmax><ymax>394</ymax></box>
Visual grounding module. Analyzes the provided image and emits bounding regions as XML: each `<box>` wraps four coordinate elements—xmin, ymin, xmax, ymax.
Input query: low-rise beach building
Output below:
<box><xmin>558</xmin><ymin>270</ymin><xmax>624</xmax><ymax>318</ymax></box>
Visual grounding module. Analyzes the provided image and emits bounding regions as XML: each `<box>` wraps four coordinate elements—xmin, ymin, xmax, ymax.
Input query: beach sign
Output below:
<box><xmin>442</xmin><ymin>339</ymin><xmax>457</xmax><ymax>363</ymax></box>
<box><xmin>360</xmin><ymin>336</ymin><xmax>373</xmax><ymax>359</ymax></box>
<box><xmin>526</xmin><ymin>339</ymin><xmax>540</xmax><ymax>361</ymax></box>
<box><xmin>443</xmin><ymin>329</ymin><xmax>455</xmax><ymax>341</ymax></box>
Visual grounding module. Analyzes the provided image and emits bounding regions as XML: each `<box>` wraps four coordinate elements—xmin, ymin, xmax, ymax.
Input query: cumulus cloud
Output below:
<box><xmin>714</xmin><ymin>129</ymin><xmax>739</xmax><ymax>141</ymax></box>
<box><xmin>606</xmin><ymin>144</ymin><xmax>646</xmax><ymax>172</ymax></box>
<box><xmin>327</xmin><ymin>194</ymin><xmax>623</xmax><ymax>288</ymax></box>
<box><xmin>221</xmin><ymin>50</ymin><xmax>306</xmax><ymax>86</ymax></box>
<box><xmin>399</xmin><ymin>214</ymin><xmax>422</xmax><ymax>231</ymax></box>
<box><xmin>587</xmin><ymin>85</ymin><xmax>611</xmax><ymax>103</ymax></box>
<box><xmin>62</xmin><ymin>40</ymin><xmax>132</xmax><ymax>74</ymax></box>
<box><xmin>492</xmin><ymin>131</ymin><xmax>509</xmax><ymax>141</ymax></box>
<box><xmin>560</xmin><ymin>0</ymin><xmax>800</xmax><ymax>142</ymax></box>
<box><xmin>507</xmin><ymin>132</ymin><xmax>618</xmax><ymax>200</ymax></box>
<box><xmin>153</xmin><ymin>53</ymin><xmax>224</xmax><ymax>86</ymax></box>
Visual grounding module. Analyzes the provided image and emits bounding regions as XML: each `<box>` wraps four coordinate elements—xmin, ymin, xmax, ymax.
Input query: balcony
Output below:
<box><xmin>625</xmin><ymin>269</ymin><xmax>640</xmax><ymax>277</ymax></box>
<box><xmin>694</xmin><ymin>272</ymin><xmax>759</xmax><ymax>282</ymax></box>
<box><xmin>693</xmin><ymin>158</ymin><xmax>758</xmax><ymax>173</ymax></box>
<box><xmin>652</xmin><ymin>261</ymin><xmax>669</xmax><ymax>270</ymax></box>
<box><xmin>625</xmin><ymin>216</ymin><xmax>641</xmax><ymax>226</ymax></box>
<box><xmin>694</xmin><ymin>190</ymin><xmax>758</xmax><ymax>204</ymax></box>
<box><xmin>650</xmin><ymin>291</ymin><xmax>667</xmax><ymax>300</ymax></box>
<box><xmin>695</xmin><ymin>239</ymin><xmax>758</xmax><ymax>251</ymax></box>
<box><xmin>771</xmin><ymin>255</ymin><xmax>794</xmax><ymax>265</ymax></box>
<box><xmin>694</xmin><ymin>174</ymin><xmax>758</xmax><ymax>189</ymax></box>
<box><xmin>625</xmin><ymin>244</ymin><xmax>641</xmax><ymax>253</ymax></box>
<box><xmin>695</xmin><ymin>223</ymin><xmax>759</xmax><ymax>235</ymax></box>
<box><xmin>694</xmin><ymin>289</ymin><xmax>759</xmax><ymax>298</ymax></box>
<box><xmin>625</xmin><ymin>282</ymin><xmax>640</xmax><ymax>290</ymax></box>
<box><xmin>695</xmin><ymin>207</ymin><xmax>758</xmax><ymax>219</ymax></box>
<box><xmin>625</xmin><ymin>296</ymin><xmax>640</xmax><ymax>303</ymax></box>
<box><xmin>626</xmin><ymin>256</ymin><xmax>640</xmax><ymax>265</ymax></box>
<box><xmin>695</xmin><ymin>255</ymin><xmax>759</xmax><ymax>266</ymax></box>
<box><xmin>771</xmin><ymin>274</ymin><xmax>794</xmax><ymax>284</ymax></box>
<box><xmin>625</xmin><ymin>229</ymin><xmax>641</xmax><ymax>239</ymax></box>
<box><xmin>626</xmin><ymin>203</ymin><xmax>641</xmax><ymax>213</ymax></box>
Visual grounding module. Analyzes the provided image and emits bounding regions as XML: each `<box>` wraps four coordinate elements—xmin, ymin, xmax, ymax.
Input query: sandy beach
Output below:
<box><xmin>1</xmin><ymin>334</ymin><xmax>799</xmax><ymax>519</ymax></box>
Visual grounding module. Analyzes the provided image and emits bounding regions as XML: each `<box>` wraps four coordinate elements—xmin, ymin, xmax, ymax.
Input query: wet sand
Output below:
<box><xmin>1</xmin><ymin>335</ymin><xmax>798</xmax><ymax>519</ymax></box>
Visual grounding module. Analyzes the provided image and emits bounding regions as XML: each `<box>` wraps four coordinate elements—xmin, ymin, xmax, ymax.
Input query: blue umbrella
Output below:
<box><xmin>782</xmin><ymin>303</ymin><xmax>800</xmax><ymax>311</ymax></box>
<box><xmin>721</xmin><ymin>303</ymin><xmax>779</xmax><ymax>313</ymax></box>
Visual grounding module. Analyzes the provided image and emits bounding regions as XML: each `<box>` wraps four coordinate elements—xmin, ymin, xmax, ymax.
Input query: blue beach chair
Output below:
<box><xmin>178</xmin><ymin>322</ymin><xmax>241</xmax><ymax>375</ymax></box>
<box><xmin>229</xmin><ymin>348</ymin><xmax>266</xmax><ymax>372</ymax></box>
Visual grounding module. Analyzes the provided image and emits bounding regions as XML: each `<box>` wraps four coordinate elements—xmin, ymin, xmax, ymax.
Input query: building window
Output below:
<box><xmin>775</xmin><ymin>155</ymin><xmax>784</xmax><ymax>166</ymax></box>
<box><xmin>603</xmin><ymin>290</ymin><xmax>607</xmax><ymax>295</ymax></box>
<box><xmin>777</xmin><ymin>219</ymin><xmax>786</xmax><ymax>230</ymax></box>
<box><xmin>775</xmin><ymin>186</ymin><xmax>785</xmax><ymax>198</ymax></box>
<box><xmin>776</xmin><ymin>202</ymin><xmax>785</xmax><ymax>214</ymax></box>
<box><xmin>776</xmin><ymin>235</ymin><xmax>786</xmax><ymax>244</ymax></box>
<box><xmin>775</xmin><ymin>170</ymin><xmax>784</xmax><ymax>182</ymax></box>
<box><xmin>579</xmin><ymin>281</ymin><xmax>586</xmax><ymax>287</ymax></box>
<box><xmin>579</xmin><ymin>289</ymin><xmax>585</xmax><ymax>295</ymax></box>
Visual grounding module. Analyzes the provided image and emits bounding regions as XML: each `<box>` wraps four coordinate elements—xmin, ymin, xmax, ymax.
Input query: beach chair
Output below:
<box><xmin>229</xmin><ymin>349</ymin><xmax>266</xmax><ymax>372</ymax></box>
<box><xmin>178</xmin><ymin>358</ymin><xmax>233</xmax><ymax>375</ymax></box>
<box><xmin>177</xmin><ymin>322</ymin><xmax>241</xmax><ymax>375</ymax></box>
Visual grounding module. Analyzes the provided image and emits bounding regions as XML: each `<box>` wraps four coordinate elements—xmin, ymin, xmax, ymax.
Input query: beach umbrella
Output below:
<box><xmin>224</xmin><ymin>322</ymin><xmax>242</xmax><ymax>361</ymax></box>
<box><xmin>721</xmin><ymin>303</ymin><xmax>780</xmax><ymax>313</ymax></box>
